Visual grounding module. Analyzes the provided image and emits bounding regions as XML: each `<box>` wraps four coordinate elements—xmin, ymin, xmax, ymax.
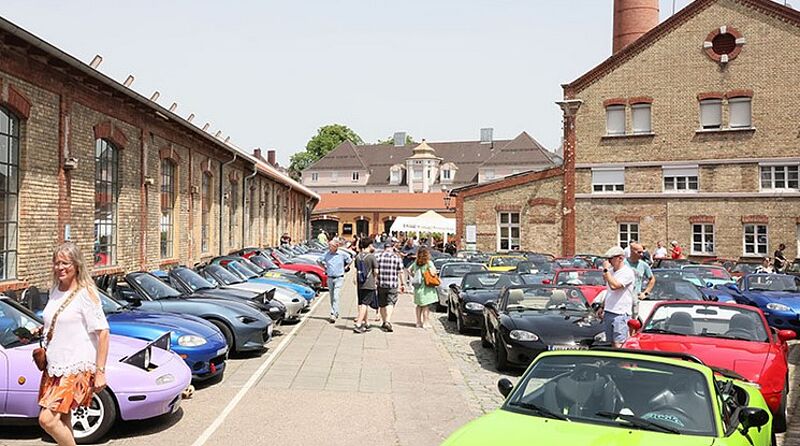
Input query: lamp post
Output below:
<box><xmin>443</xmin><ymin>195</ymin><xmax>452</xmax><ymax>210</ymax></box>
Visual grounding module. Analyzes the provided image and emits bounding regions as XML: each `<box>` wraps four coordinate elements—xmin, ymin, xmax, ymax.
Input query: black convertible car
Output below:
<box><xmin>447</xmin><ymin>272</ymin><xmax>524</xmax><ymax>334</ymax></box>
<box><xmin>482</xmin><ymin>285</ymin><xmax>604</xmax><ymax>371</ymax></box>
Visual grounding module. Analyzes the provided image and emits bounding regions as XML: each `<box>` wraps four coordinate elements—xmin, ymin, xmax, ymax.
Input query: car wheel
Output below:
<box><xmin>457</xmin><ymin>308</ymin><xmax>468</xmax><ymax>334</ymax></box>
<box><xmin>495</xmin><ymin>332</ymin><xmax>510</xmax><ymax>372</ymax></box>
<box><xmin>72</xmin><ymin>388</ymin><xmax>117</xmax><ymax>444</ymax></box>
<box><xmin>481</xmin><ymin>322</ymin><xmax>491</xmax><ymax>348</ymax></box>
<box><xmin>209</xmin><ymin>319</ymin><xmax>235</xmax><ymax>352</ymax></box>
<box><xmin>774</xmin><ymin>382</ymin><xmax>788</xmax><ymax>433</ymax></box>
<box><xmin>447</xmin><ymin>300</ymin><xmax>456</xmax><ymax>321</ymax></box>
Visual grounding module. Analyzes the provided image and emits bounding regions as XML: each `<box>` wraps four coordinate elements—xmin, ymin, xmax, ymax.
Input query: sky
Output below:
<box><xmin>0</xmin><ymin>0</ymin><xmax>738</xmax><ymax>165</ymax></box>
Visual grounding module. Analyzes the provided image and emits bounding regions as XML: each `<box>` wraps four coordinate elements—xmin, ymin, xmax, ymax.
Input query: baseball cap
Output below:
<box><xmin>604</xmin><ymin>246</ymin><xmax>625</xmax><ymax>259</ymax></box>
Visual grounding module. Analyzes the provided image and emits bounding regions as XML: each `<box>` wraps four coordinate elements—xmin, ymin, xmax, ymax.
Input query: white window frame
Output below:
<box><xmin>699</xmin><ymin>99</ymin><xmax>722</xmax><ymax>130</ymax></box>
<box><xmin>631</xmin><ymin>103</ymin><xmax>652</xmax><ymax>134</ymax></box>
<box><xmin>663</xmin><ymin>165</ymin><xmax>699</xmax><ymax>192</ymax></box>
<box><xmin>729</xmin><ymin>97</ymin><xmax>752</xmax><ymax>129</ymax></box>
<box><xmin>442</xmin><ymin>169</ymin><xmax>451</xmax><ymax>181</ymax></box>
<box><xmin>618</xmin><ymin>223</ymin><xmax>639</xmax><ymax>249</ymax></box>
<box><xmin>592</xmin><ymin>168</ymin><xmax>625</xmax><ymax>193</ymax></box>
<box><xmin>352</xmin><ymin>171</ymin><xmax>359</xmax><ymax>182</ymax></box>
<box><xmin>605</xmin><ymin>105</ymin><xmax>625</xmax><ymax>136</ymax></box>
<box><xmin>497</xmin><ymin>212</ymin><xmax>520</xmax><ymax>251</ymax></box>
<box><xmin>743</xmin><ymin>224</ymin><xmax>768</xmax><ymax>257</ymax></box>
<box><xmin>759</xmin><ymin>164</ymin><xmax>799</xmax><ymax>191</ymax></box>
<box><xmin>310</xmin><ymin>172</ymin><xmax>319</xmax><ymax>182</ymax></box>
<box><xmin>484</xmin><ymin>169</ymin><xmax>495</xmax><ymax>181</ymax></box>
<box><xmin>330</xmin><ymin>171</ymin><xmax>338</xmax><ymax>183</ymax></box>
<box><xmin>692</xmin><ymin>223</ymin><xmax>715</xmax><ymax>255</ymax></box>
<box><xmin>390</xmin><ymin>168</ymin><xmax>401</xmax><ymax>185</ymax></box>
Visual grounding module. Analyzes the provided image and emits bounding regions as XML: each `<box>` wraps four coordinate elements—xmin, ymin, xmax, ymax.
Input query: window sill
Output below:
<box><xmin>0</xmin><ymin>279</ymin><xmax>29</xmax><ymax>293</ymax></box>
<box><xmin>159</xmin><ymin>258</ymin><xmax>180</xmax><ymax>267</ymax></box>
<box><xmin>695</xmin><ymin>127</ymin><xmax>755</xmax><ymax>134</ymax></box>
<box><xmin>602</xmin><ymin>132</ymin><xmax>655</xmax><ymax>139</ymax></box>
<box><xmin>759</xmin><ymin>189</ymin><xmax>800</xmax><ymax>193</ymax></box>
<box><xmin>663</xmin><ymin>190</ymin><xmax>699</xmax><ymax>193</ymax></box>
<box><xmin>689</xmin><ymin>253</ymin><xmax>716</xmax><ymax>257</ymax></box>
<box><xmin>591</xmin><ymin>191</ymin><xmax>625</xmax><ymax>195</ymax></box>
<box><xmin>90</xmin><ymin>266</ymin><xmax>124</xmax><ymax>277</ymax></box>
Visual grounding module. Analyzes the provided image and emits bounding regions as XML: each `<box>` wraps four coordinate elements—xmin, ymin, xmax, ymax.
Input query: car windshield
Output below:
<box><xmin>505</xmin><ymin>354</ymin><xmax>716</xmax><ymax>436</ymax></box>
<box><xmin>732</xmin><ymin>263</ymin><xmax>759</xmax><ymax>274</ymax></box>
<box><xmin>441</xmin><ymin>263</ymin><xmax>486</xmax><ymax>278</ymax></box>
<box><xmin>653</xmin><ymin>270</ymin><xmax>704</xmax><ymax>287</ymax></box>
<box><xmin>554</xmin><ymin>258</ymin><xmax>593</xmax><ymax>269</ymax></box>
<box><xmin>226</xmin><ymin>260</ymin><xmax>259</xmax><ymax>280</ymax></box>
<box><xmin>503</xmin><ymin>287</ymin><xmax>588</xmax><ymax>312</ymax></box>
<box><xmin>99</xmin><ymin>290</ymin><xmax>126</xmax><ymax>313</ymax></box>
<box><xmin>0</xmin><ymin>298</ymin><xmax>42</xmax><ymax>348</ymax></box>
<box><xmin>787</xmin><ymin>261</ymin><xmax>800</xmax><ymax>274</ymax></box>
<box><xmin>462</xmin><ymin>273</ymin><xmax>522</xmax><ymax>290</ymax></box>
<box><xmin>747</xmin><ymin>275</ymin><xmax>799</xmax><ymax>292</ymax></box>
<box><xmin>272</xmin><ymin>250</ymin><xmax>290</xmax><ymax>263</ymax></box>
<box><xmin>434</xmin><ymin>258</ymin><xmax>465</xmax><ymax>270</ymax></box>
<box><xmin>490</xmin><ymin>257</ymin><xmax>524</xmax><ymax>267</ymax></box>
<box><xmin>516</xmin><ymin>260</ymin><xmax>554</xmax><ymax>274</ymax></box>
<box><xmin>644</xmin><ymin>304</ymin><xmax>768</xmax><ymax>342</ymax></box>
<box><xmin>645</xmin><ymin>279</ymin><xmax>705</xmax><ymax>301</ymax></box>
<box><xmin>250</xmin><ymin>254</ymin><xmax>278</xmax><ymax>270</ymax></box>
<box><xmin>682</xmin><ymin>266</ymin><xmax>733</xmax><ymax>282</ymax></box>
<box><xmin>555</xmin><ymin>270</ymin><xmax>605</xmax><ymax>286</ymax></box>
<box><xmin>130</xmin><ymin>274</ymin><xmax>182</xmax><ymax>299</ymax></box>
<box><xmin>173</xmin><ymin>268</ymin><xmax>217</xmax><ymax>292</ymax></box>
<box><xmin>205</xmin><ymin>265</ymin><xmax>244</xmax><ymax>285</ymax></box>
<box><xmin>238</xmin><ymin>257</ymin><xmax>266</xmax><ymax>274</ymax></box>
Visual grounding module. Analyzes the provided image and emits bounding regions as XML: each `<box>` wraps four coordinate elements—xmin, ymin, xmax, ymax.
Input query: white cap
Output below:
<box><xmin>604</xmin><ymin>246</ymin><xmax>625</xmax><ymax>258</ymax></box>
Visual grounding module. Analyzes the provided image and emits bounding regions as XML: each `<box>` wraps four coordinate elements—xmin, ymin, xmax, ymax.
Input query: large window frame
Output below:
<box><xmin>663</xmin><ymin>166</ymin><xmax>699</xmax><ymax>192</ymax></box>
<box><xmin>94</xmin><ymin>139</ymin><xmax>119</xmax><ymax>267</ymax></box>
<box><xmin>618</xmin><ymin>223</ymin><xmax>639</xmax><ymax>249</ymax></box>
<box><xmin>605</xmin><ymin>105</ymin><xmax>625</xmax><ymax>136</ymax></box>
<box><xmin>743</xmin><ymin>224</ymin><xmax>768</xmax><ymax>257</ymax></box>
<box><xmin>160</xmin><ymin>159</ymin><xmax>176</xmax><ymax>258</ymax></box>
<box><xmin>760</xmin><ymin>164</ymin><xmax>799</xmax><ymax>191</ymax></box>
<box><xmin>201</xmin><ymin>172</ymin><xmax>211</xmax><ymax>253</ymax></box>
<box><xmin>631</xmin><ymin>103</ymin><xmax>652</xmax><ymax>134</ymax></box>
<box><xmin>0</xmin><ymin>107</ymin><xmax>19</xmax><ymax>280</ymax></box>
<box><xmin>692</xmin><ymin>224</ymin><xmax>715</xmax><ymax>255</ymax></box>
<box><xmin>592</xmin><ymin>168</ymin><xmax>625</xmax><ymax>193</ymax></box>
<box><xmin>699</xmin><ymin>99</ymin><xmax>723</xmax><ymax>129</ymax></box>
<box><xmin>497</xmin><ymin>212</ymin><xmax>520</xmax><ymax>251</ymax></box>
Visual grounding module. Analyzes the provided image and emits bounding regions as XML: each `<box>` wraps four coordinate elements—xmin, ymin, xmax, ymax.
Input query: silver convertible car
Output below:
<box><xmin>437</xmin><ymin>262</ymin><xmax>488</xmax><ymax>310</ymax></box>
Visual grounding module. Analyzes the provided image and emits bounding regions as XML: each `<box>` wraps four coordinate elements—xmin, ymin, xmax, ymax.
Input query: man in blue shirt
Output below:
<box><xmin>319</xmin><ymin>240</ymin><xmax>351</xmax><ymax>323</ymax></box>
<box><xmin>625</xmin><ymin>242</ymin><xmax>655</xmax><ymax>319</ymax></box>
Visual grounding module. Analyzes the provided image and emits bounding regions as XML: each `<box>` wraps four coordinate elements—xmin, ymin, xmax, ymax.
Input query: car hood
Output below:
<box><xmin>506</xmin><ymin>311</ymin><xmax>602</xmax><ymax>342</ymax></box>
<box><xmin>626</xmin><ymin>334</ymin><xmax>770</xmax><ymax>383</ymax></box>
<box><xmin>107</xmin><ymin>310</ymin><xmax>220</xmax><ymax>339</ymax></box>
<box><xmin>750</xmin><ymin>291</ymin><xmax>800</xmax><ymax>308</ymax></box>
<box><xmin>442</xmin><ymin>410</ymin><xmax>711</xmax><ymax>446</ymax></box>
<box><xmin>463</xmin><ymin>289</ymin><xmax>502</xmax><ymax>303</ymax></box>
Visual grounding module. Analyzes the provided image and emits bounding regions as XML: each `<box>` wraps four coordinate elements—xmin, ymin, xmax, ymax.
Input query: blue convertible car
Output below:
<box><xmin>727</xmin><ymin>274</ymin><xmax>800</xmax><ymax>332</ymax></box>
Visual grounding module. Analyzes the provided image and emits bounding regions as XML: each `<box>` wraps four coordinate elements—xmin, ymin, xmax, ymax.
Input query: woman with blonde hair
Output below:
<box><xmin>408</xmin><ymin>247</ymin><xmax>439</xmax><ymax>328</ymax></box>
<box><xmin>37</xmin><ymin>242</ymin><xmax>109</xmax><ymax>445</ymax></box>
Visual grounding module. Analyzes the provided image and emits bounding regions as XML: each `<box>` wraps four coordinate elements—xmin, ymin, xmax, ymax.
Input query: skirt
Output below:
<box><xmin>38</xmin><ymin>371</ymin><xmax>95</xmax><ymax>414</ymax></box>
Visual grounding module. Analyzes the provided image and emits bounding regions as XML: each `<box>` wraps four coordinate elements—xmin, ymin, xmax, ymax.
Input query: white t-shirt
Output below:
<box><xmin>43</xmin><ymin>287</ymin><xmax>109</xmax><ymax>377</ymax></box>
<box><xmin>604</xmin><ymin>265</ymin><xmax>636</xmax><ymax>315</ymax></box>
<box><xmin>654</xmin><ymin>247</ymin><xmax>668</xmax><ymax>258</ymax></box>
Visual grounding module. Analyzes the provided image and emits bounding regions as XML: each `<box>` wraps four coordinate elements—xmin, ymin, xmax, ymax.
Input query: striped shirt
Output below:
<box><xmin>376</xmin><ymin>249</ymin><xmax>403</xmax><ymax>289</ymax></box>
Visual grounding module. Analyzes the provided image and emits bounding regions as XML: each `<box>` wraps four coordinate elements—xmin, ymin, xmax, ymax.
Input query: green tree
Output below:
<box><xmin>377</xmin><ymin>134</ymin><xmax>417</xmax><ymax>145</ymax></box>
<box><xmin>289</xmin><ymin>124</ymin><xmax>363</xmax><ymax>180</ymax></box>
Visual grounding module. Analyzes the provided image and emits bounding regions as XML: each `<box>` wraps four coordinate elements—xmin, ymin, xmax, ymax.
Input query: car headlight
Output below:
<box><xmin>238</xmin><ymin>315</ymin><xmax>259</xmax><ymax>324</ymax></box>
<box><xmin>268</xmin><ymin>307</ymin><xmax>281</xmax><ymax>313</ymax></box>
<box><xmin>177</xmin><ymin>335</ymin><xmax>207</xmax><ymax>347</ymax></box>
<box><xmin>594</xmin><ymin>332</ymin><xmax>606</xmax><ymax>342</ymax></box>
<box><xmin>767</xmin><ymin>303</ymin><xmax>792</xmax><ymax>312</ymax></box>
<box><xmin>156</xmin><ymin>374</ymin><xmax>175</xmax><ymax>385</ymax></box>
<box><xmin>509</xmin><ymin>330</ymin><xmax>539</xmax><ymax>342</ymax></box>
<box><xmin>465</xmin><ymin>302</ymin><xmax>485</xmax><ymax>311</ymax></box>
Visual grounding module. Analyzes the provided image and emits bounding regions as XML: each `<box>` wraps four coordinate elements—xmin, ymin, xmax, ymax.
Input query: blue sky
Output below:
<box><xmin>0</xmin><ymin>1</ymin><xmax>727</xmax><ymax>164</ymax></box>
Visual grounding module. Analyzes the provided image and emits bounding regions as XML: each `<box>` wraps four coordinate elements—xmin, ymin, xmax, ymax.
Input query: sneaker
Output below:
<box><xmin>329</xmin><ymin>315</ymin><xmax>337</xmax><ymax>324</ymax></box>
<box><xmin>353</xmin><ymin>324</ymin><xmax>366</xmax><ymax>334</ymax></box>
<box><xmin>382</xmin><ymin>322</ymin><xmax>394</xmax><ymax>332</ymax></box>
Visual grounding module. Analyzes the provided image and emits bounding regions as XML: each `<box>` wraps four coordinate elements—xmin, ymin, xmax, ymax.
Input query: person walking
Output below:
<box><xmin>408</xmin><ymin>248</ymin><xmax>439</xmax><ymax>328</ymax></box>
<box><xmin>317</xmin><ymin>229</ymin><xmax>329</xmax><ymax>245</ymax></box>
<box><xmin>318</xmin><ymin>240</ymin><xmax>351</xmax><ymax>323</ymax></box>
<box><xmin>757</xmin><ymin>257</ymin><xmax>774</xmax><ymax>274</ymax></box>
<box><xmin>653</xmin><ymin>240</ymin><xmax>668</xmax><ymax>259</ymax></box>
<box><xmin>353</xmin><ymin>238</ymin><xmax>378</xmax><ymax>333</ymax></box>
<box><xmin>38</xmin><ymin>242</ymin><xmax>110</xmax><ymax>446</ymax></box>
<box><xmin>601</xmin><ymin>246</ymin><xmax>636</xmax><ymax>348</ymax></box>
<box><xmin>626</xmin><ymin>242</ymin><xmax>655</xmax><ymax>321</ymax></box>
<box><xmin>376</xmin><ymin>240</ymin><xmax>405</xmax><ymax>332</ymax></box>
<box><xmin>774</xmin><ymin>243</ymin><xmax>787</xmax><ymax>273</ymax></box>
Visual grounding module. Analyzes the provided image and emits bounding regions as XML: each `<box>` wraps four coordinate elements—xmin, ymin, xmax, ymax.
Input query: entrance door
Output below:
<box><xmin>312</xmin><ymin>219</ymin><xmax>339</xmax><ymax>238</ymax></box>
<box><xmin>384</xmin><ymin>219</ymin><xmax>395</xmax><ymax>234</ymax></box>
<box><xmin>356</xmin><ymin>220</ymin><xmax>369</xmax><ymax>237</ymax></box>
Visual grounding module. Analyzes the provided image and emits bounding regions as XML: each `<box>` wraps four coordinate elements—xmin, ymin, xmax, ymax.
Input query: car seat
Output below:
<box><xmin>507</xmin><ymin>289</ymin><xmax>525</xmax><ymax>306</ymax></box>
<box><xmin>546</xmin><ymin>289</ymin><xmax>569</xmax><ymax>308</ymax></box>
<box><xmin>665</xmin><ymin>311</ymin><xmax>695</xmax><ymax>335</ymax></box>
<box><xmin>541</xmin><ymin>363</ymin><xmax>623</xmax><ymax>417</ymax></box>
<box><xmin>646</xmin><ymin>374</ymin><xmax>710</xmax><ymax>430</ymax></box>
<box><xmin>724</xmin><ymin>314</ymin><xmax>758</xmax><ymax>340</ymax></box>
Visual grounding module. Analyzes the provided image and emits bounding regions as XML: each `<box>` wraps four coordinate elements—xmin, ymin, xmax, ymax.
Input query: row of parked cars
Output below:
<box><xmin>0</xmin><ymin>240</ymin><xmax>345</xmax><ymax>444</ymax></box>
<box><xmin>434</xmin><ymin>250</ymin><xmax>800</xmax><ymax>445</ymax></box>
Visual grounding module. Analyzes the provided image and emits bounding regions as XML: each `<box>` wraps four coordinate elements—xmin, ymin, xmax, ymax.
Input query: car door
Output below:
<box><xmin>1</xmin><ymin>345</ymin><xmax>41</xmax><ymax>417</ymax></box>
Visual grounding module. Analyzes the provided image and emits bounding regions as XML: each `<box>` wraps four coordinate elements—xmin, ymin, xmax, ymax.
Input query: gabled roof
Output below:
<box><xmin>306</xmin><ymin>140</ymin><xmax>367</xmax><ymax>170</ymax></box>
<box><xmin>480</xmin><ymin>132</ymin><xmax>554</xmax><ymax>167</ymax></box>
<box><xmin>564</xmin><ymin>0</ymin><xmax>800</xmax><ymax>95</ymax></box>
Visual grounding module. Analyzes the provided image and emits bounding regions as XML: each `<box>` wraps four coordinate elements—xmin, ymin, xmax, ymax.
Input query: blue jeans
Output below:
<box><xmin>329</xmin><ymin>276</ymin><xmax>344</xmax><ymax>317</ymax></box>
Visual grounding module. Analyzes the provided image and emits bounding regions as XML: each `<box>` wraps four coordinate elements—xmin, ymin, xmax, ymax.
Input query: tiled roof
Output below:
<box><xmin>306</xmin><ymin>140</ymin><xmax>367</xmax><ymax>170</ymax></box>
<box><xmin>313</xmin><ymin>192</ymin><xmax>451</xmax><ymax>213</ymax></box>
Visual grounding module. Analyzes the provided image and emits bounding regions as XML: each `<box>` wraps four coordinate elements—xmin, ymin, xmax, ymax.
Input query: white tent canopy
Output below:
<box><xmin>389</xmin><ymin>210</ymin><xmax>456</xmax><ymax>235</ymax></box>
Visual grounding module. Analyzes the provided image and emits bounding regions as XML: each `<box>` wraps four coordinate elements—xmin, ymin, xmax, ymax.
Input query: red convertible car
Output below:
<box><xmin>624</xmin><ymin>300</ymin><xmax>794</xmax><ymax>433</ymax></box>
<box><xmin>267</xmin><ymin>249</ymin><xmax>328</xmax><ymax>288</ymax></box>
<box><xmin>544</xmin><ymin>268</ymin><xmax>605</xmax><ymax>303</ymax></box>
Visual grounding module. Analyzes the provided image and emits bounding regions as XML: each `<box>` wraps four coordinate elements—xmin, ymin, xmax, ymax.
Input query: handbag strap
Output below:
<box><xmin>44</xmin><ymin>288</ymin><xmax>79</xmax><ymax>347</ymax></box>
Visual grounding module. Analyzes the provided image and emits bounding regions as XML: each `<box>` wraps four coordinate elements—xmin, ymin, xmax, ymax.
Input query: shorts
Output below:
<box><xmin>377</xmin><ymin>287</ymin><xmax>398</xmax><ymax>307</ymax></box>
<box><xmin>603</xmin><ymin>311</ymin><xmax>630</xmax><ymax>344</ymax></box>
<box><xmin>358</xmin><ymin>289</ymin><xmax>376</xmax><ymax>306</ymax></box>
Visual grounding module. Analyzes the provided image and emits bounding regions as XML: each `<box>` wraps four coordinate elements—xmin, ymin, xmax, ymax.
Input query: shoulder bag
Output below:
<box><xmin>33</xmin><ymin>289</ymin><xmax>79</xmax><ymax>372</ymax></box>
<box><xmin>423</xmin><ymin>264</ymin><xmax>441</xmax><ymax>287</ymax></box>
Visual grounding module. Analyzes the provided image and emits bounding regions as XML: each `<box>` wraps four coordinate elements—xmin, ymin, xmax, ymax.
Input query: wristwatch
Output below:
<box><xmin>96</xmin><ymin>367</ymin><xmax>106</xmax><ymax>373</ymax></box>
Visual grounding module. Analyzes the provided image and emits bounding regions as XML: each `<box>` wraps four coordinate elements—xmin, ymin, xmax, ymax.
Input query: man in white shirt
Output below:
<box><xmin>653</xmin><ymin>240</ymin><xmax>668</xmax><ymax>259</ymax></box>
<box><xmin>601</xmin><ymin>246</ymin><xmax>636</xmax><ymax>348</ymax></box>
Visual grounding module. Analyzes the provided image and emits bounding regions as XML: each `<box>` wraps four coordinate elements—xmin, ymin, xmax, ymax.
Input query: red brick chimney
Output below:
<box><xmin>613</xmin><ymin>0</ymin><xmax>659</xmax><ymax>54</ymax></box>
<box><xmin>267</xmin><ymin>150</ymin><xmax>276</xmax><ymax>166</ymax></box>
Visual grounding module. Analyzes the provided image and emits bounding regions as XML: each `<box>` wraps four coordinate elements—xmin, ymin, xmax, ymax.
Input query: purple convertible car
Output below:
<box><xmin>0</xmin><ymin>296</ymin><xmax>191</xmax><ymax>443</ymax></box>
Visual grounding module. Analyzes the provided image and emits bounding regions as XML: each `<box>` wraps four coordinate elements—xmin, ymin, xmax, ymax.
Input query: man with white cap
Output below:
<box><xmin>601</xmin><ymin>246</ymin><xmax>636</xmax><ymax>348</ymax></box>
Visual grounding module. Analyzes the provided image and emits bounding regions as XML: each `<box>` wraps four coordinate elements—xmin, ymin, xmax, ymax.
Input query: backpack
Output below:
<box><xmin>356</xmin><ymin>255</ymin><xmax>369</xmax><ymax>285</ymax></box>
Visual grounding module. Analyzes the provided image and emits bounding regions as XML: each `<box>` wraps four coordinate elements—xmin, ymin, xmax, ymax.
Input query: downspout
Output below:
<box><xmin>243</xmin><ymin>166</ymin><xmax>258</xmax><ymax>248</ymax></box>
<box><xmin>219</xmin><ymin>153</ymin><xmax>237</xmax><ymax>255</ymax></box>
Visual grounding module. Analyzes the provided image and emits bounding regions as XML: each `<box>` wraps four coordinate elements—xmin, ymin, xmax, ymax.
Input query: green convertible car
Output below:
<box><xmin>443</xmin><ymin>349</ymin><xmax>773</xmax><ymax>446</ymax></box>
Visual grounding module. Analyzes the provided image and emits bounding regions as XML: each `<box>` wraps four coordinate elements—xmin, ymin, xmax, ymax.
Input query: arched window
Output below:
<box><xmin>0</xmin><ymin>107</ymin><xmax>19</xmax><ymax>280</ymax></box>
<box><xmin>228</xmin><ymin>179</ymin><xmax>238</xmax><ymax>248</ymax></box>
<box><xmin>160</xmin><ymin>159</ymin><xmax>176</xmax><ymax>258</ymax></box>
<box><xmin>201</xmin><ymin>173</ymin><xmax>212</xmax><ymax>253</ymax></box>
<box><xmin>94</xmin><ymin>139</ymin><xmax>119</xmax><ymax>267</ymax></box>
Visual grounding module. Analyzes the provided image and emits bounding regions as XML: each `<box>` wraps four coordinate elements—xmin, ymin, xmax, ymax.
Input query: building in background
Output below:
<box><xmin>455</xmin><ymin>0</ymin><xmax>800</xmax><ymax>261</ymax></box>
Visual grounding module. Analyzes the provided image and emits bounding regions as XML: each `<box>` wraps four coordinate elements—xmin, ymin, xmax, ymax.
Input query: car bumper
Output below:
<box><xmin>276</xmin><ymin>298</ymin><xmax>305</xmax><ymax>318</ymax></box>
<box><xmin>236</xmin><ymin>323</ymin><xmax>272</xmax><ymax>352</ymax></box>
<box><xmin>116</xmin><ymin>363</ymin><xmax>191</xmax><ymax>421</ymax></box>
<box><xmin>462</xmin><ymin>311</ymin><xmax>484</xmax><ymax>330</ymax></box>
<box><xmin>762</xmin><ymin>390</ymin><xmax>783</xmax><ymax>414</ymax></box>
<box><xmin>764</xmin><ymin>311</ymin><xmax>800</xmax><ymax>331</ymax></box>
<box><xmin>172</xmin><ymin>334</ymin><xmax>228</xmax><ymax>380</ymax></box>
<box><xmin>501</xmin><ymin>341</ymin><xmax>548</xmax><ymax>367</ymax></box>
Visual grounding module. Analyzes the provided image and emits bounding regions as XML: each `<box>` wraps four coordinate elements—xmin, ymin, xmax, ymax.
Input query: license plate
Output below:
<box><xmin>548</xmin><ymin>345</ymin><xmax>588</xmax><ymax>351</ymax></box>
<box><xmin>216</xmin><ymin>347</ymin><xmax>228</xmax><ymax>356</ymax></box>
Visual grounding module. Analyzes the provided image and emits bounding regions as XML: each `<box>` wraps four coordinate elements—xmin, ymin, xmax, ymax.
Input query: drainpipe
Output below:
<box><xmin>243</xmin><ymin>166</ymin><xmax>258</xmax><ymax>248</ymax></box>
<box><xmin>219</xmin><ymin>153</ymin><xmax>237</xmax><ymax>255</ymax></box>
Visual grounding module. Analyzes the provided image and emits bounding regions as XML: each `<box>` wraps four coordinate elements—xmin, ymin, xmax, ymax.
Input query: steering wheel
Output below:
<box><xmin>644</xmin><ymin>406</ymin><xmax>692</xmax><ymax>428</ymax></box>
<box><xmin>0</xmin><ymin>325</ymin><xmax>17</xmax><ymax>346</ymax></box>
<box><xmin>722</xmin><ymin>328</ymin><xmax>754</xmax><ymax>340</ymax></box>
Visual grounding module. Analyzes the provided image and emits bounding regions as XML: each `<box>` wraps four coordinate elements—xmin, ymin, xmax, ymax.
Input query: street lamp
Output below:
<box><xmin>443</xmin><ymin>195</ymin><xmax>452</xmax><ymax>210</ymax></box>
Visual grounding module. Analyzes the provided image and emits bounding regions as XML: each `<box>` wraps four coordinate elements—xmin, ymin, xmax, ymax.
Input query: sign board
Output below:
<box><xmin>342</xmin><ymin>223</ymin><xmax>353</xmax><ymax>235</ymax></box>
<box><xmin>465</xmin><ymin>225</ymin><xmax>477</xmax><ymax>243</ymax></box>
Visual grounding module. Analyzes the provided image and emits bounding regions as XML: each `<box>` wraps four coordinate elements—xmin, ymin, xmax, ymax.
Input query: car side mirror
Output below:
<box><xmin>542</xmin><ymin>279</ymin><xmax>551</xmax><ymax>285</ymax></box>
<box><xmin>738</xmin><ymin>407</ymin><xmax>769</xmax><ymax>433</ymax></box>
<box><xmin>497</xmin><ymin>378</ymin><xmax>514</xmax><ymax>398</ymax></box>
<box><xmin>706</xmin><ymin>282</ymin><xmax>714</xmax><ymax>288</ymax></box>
<box><xmin>627</xmin><ymin>319</ymin><xmax>642</xmax><ymax>331</ymax></box>
<box><xmin>778</xmin><ymin>330</ymin><xmax>796</xmax><ymax>342</ymax></box>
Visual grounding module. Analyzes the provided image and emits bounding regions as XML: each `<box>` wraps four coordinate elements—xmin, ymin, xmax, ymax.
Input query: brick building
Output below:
<box><xmin>0</xmin><ymin>17</ymin><xmax>317</xmax><ymax>291</ymax></box>
<box><xmin>455</xmin><ymin>0</ymin><xmax>800</xmax><ymax>260</ymax></box>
